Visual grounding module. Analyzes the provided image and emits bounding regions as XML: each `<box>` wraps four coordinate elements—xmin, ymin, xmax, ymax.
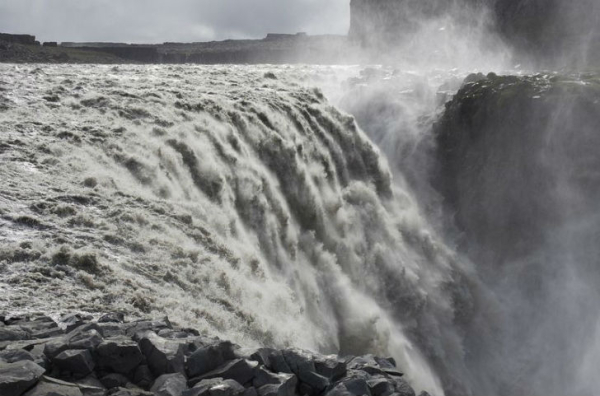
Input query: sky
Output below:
<box><xmin>0</xmin><ymin>0</ymin><xmax>350</xmax><ymax>43</ymax></box>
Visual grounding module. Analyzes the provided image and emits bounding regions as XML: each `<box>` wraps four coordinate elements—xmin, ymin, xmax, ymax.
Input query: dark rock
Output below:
<box><xmin>0</xmin><ymin>326</ymin><xmax>30</xmax><ymax>342</ymax></box>
<box><xmin>367</xmin><ymin>378</ymin><xmax>395</xmax><ymax>396</ymax></box>
<box><xmin>54</xmin><ymin>349</ymin><xmax>96</xmax><ymax>378</ymax></box>
<box><xmin>347</xmin><ymin>356</ymin><xmax>402</xmax><ymax>378</ymax></box>
<box><xmin>60</xmin><ymin>314</ymin><xmax>93</xmax><ymax>333</ymax></box>
<box><xmin>151</xmin><ymin>373</ymin><xmax>187</xmax><ymax>396</ymax></box>
<box><xmin>0</xmin><ymin>360</ymin><xmax>46</xmax><ymax>396</ymax></box>
<box><xmin>326</xmin><ymin>378</ymin><xmax>371</xmax><ymax>396</ymax></box>
<box><xmin>282</xmin><ymin>349</ymin><xmax>328</xmax><ymax>392</ymax></box>
<box><xmin>253</xmin><ymin>368</ymin><xmax>297</xmax><ymax>396</ymax></box>
<box><xmin>138</xmin><ymin>332</ymin><xmax>185</xmax><ymax>376</ymax></box>
<box><xmin>189</xmin><ymin>359</ymin><xmax>258</xmax><ymax>387</ymax></box>
<box><xmin>96</xmin><ymin>337</ymin><xmax>144</xmax><ymax>374</ymax></box>
<box><xmin>182</xmin><ymin>378</ymin><xmax>224</xmax><ymax>396</ymax></box>
<box><xmin>107</xmin><ymin>387</ymin><xmax>154</xmax><ymax>396</ymax></box>
<box><xmin>0</xmin><ymin>348</ymin><xmax>35</xmax><ymax>363</ymax></box>
<box><xmin>314</xmin><ymin>356</ymin><xmax>346</xmax><ymax>381</ymax></box>
<box><xmin>133</xmin><ymin>365</ymin><xmax>154</xmax><ymax>389</ymax></box>
<box><xmin>99</xmin><ymin>313</ymin><xmax>125</xmax><ymax>324</ymax></box>
<box><xmin>44</xmin><ymin>328</ymin><xmax>103</xmax><ymax>359</ymax></box>
<box><xmin>207</xmin><ymin>380</ymin><xmax>245</xmax><ymax>396</ymax></box>
<box><xmin>389</xmin><ymin>377</ymin><xmax>415</xmax><ymax>396</ymax></box>
<box><xmin>265</xmin><ymin>350</ymin><xmax>291</xmax><ymax>374</ymax></box>
<box><xmin>100</xmin><ymin>373</ymin><xmax>129</xmax><ymax>389</ymax></box>
<box><xmin>75</xmin><ymin>375</ymin><xmax>107</xmax><ymax>396</ymax></box>
<box><xmin>243</xmin><ymin>387</ymin><xmax>258</xmax><ymax>396</ymax></box>
<box><xmin>186</xmin><ymin>341</ymin><xmax>237</xmax><ymax>378</ymax></box>
<box><xmin>98</xmin><ymin>323</ymin><xmax>126</xmax><ymax>338</ymax></box>
<box><xmin>247</xmin><ymin>348</ymin><xmax>275</xmax><ymax>367</ymax></box>
<box><xmin>124</xmin><ymin>318</ymin><xmax>172</xmax><ymax>337</ymax></box>
<box><xmin>417</xmin><ymin>392</ymin><xmax>431</xmax><ymax>396</ymax></box>
<box><xmin>23</xmin><ymin>376</ymin><xmax>84</xmax><ymax>396</ymax></box>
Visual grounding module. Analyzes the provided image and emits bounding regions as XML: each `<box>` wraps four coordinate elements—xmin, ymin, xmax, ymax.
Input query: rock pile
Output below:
<box><xmin>0</xmin><ymin>313</ymin><xmax>429</xmax><ymax>396</ymax></box>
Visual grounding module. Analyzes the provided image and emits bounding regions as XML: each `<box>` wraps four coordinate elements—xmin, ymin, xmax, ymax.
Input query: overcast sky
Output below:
<box><xmin>0</xmin><ymin>0</ymin><xmax>350</xmax><ymax>43</ymax></box>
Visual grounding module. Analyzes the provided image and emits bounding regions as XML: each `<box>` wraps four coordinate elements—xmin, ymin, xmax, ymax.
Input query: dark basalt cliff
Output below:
<box><xmin>434</xmin><ymin>73</ymin><xmax>600</xmax><ymax>265</ymax></box>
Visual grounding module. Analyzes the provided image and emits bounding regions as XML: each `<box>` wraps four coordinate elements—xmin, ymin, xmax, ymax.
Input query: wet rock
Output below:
<box><xmin>0</xmin><ymin>326</ymin><xmax>30</xmax><ymax>342</ymax></box>
<box><xmin>99</xmin><ymin>313</ymin><xmax>125</xmax><ymax>324</ymax></box>
<box><xmin>60</xmin><ymin>314</ymin><xmax>93</xmax><ymax>333</ymax></box>
<box><xmin>347</xmin><ymin>356</ymin><xmax>402</xmax><ymax>378</ymax></box>
<box><xmin>44</xmin><ymin>328</ymin><xmax>103</xmax><ymax>359</ymax></box>
<box><xmin>138</xmin><ymin>331</ymin><xmax>185</xmax><ymax>376</ymax></box>
<box><xmin>182</xmin><ymin>378</ymin><xmax>224</xmax><ymax>396</ymax></box>
<box><xmin>282</xmin><ymin>349</ymin><xmax>329</xmax><ymax>392</ymax></box>
<box><xmin>98</xmin><ymin>323</ymin><xmax>126</xmax><ymax>338</ymax></box>
<box><xmin>107</xmin><ymin>388</ymin><xmax>154</xmax><ymax>396</ymax></box>
<box><xmin>189</xmin><ymin>358</ymin><xmax>258</xmax><ymax>387</ymax></box>
<box><xmin>24</xmin><ymin>376</ymin><xmax>84</xmax><ymax>396</ymax></box>
<box><xmin>208</xmin><ymin>379</ymin><xmax>245</xmax><ymax>396</ymax></box>
<box><xmin>367</xmin><ymin>378</ymin><xmax>395</xmax><ymax>396</ymax></box>
<box><xmin>253</xmin><ymin>368</ymin><xmax>297</xmax><ymax>396</ymax></box>
<box><xmin>389</xmin><ymin>377</ymin><xmax>415</xmax><ymax>396</ymax></box>
<box><xmin>326</xmin><ymin>378</ymin><xmax>371</xmax><ymax>396</ymax></box>
<box><xmin>96</xmin><ymin>337</ymin><xmax>144</xmax><ymax>374</ymax></box>
<box><xmin>314</xmin><ymin>356</ymin><xmax>346</xmax><ymax>382</ymax></box>
<box><xmin>151</xmin><ymin>373</ymin><xmax>187</xmax><ymax>396</ymax></box>
<box><xmin>75</xmin><ymin>375</ymin><xmax>107</xmax><ymax>396</ymax></box>
<box><xmin>186</xmin><ymin>341</ymin><xmax>237</xmax><ymax>378</ymax></box>
<box><xmin>100</xmin><ymin>373</ymin><xmax>129</xmax><ymax>389</ymax></box>
<box><xmin>247</xmin><ymin>348</ymin><xmax>275</xmax><ymax>367</ymax></box>
<box><xmin>54</xmin><ymin>349</ymin><xmax>96</xmax><ymax>378</ymax></box>
<box><xmin>124</xmin><ymin>318</ymin><xmax>172</xmax><ymax>337</ymax></box>
<box><xmin>133</xmin><ymin>365</ymin><xmax>154</xmax><ymax>389</ymax></box>
<box><xmin>0</xmin><ymin>348</ymin><xmax>35</xmax><ymax>363</ymax></box>
<box><xmin>0</xmin><ymin>360</ymin><xmax>46</xmax><ymax>396</ymax></box>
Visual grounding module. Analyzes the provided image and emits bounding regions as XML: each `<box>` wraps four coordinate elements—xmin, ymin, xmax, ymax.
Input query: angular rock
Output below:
<box><xmin>282</xmin><ymin>349</ymin><xmax>328</xmax><ymax>392</ymax></box>
<box><xmin>60</xmin><ymin>314</ymin><xmax>93</xmax><ymax>333</ymax></box>
<box><xmin>124</xmin><ymin>318</ymin><xmax>172</xmax><ymax>337</ymax></box>
<box><xmin>189</xmin><ymin>358</ymin><xmax>258</xmax><ymax>387</ymax></box>
<box><xmin>245</xmin><ymin>348</ymin><xmax>275</xmax><ymax>367</ymax></box>
<box><xmin>367</xmin><ymin>378</ymin><xmax>395</xmax><ymax>396</ymax></box>
<box><xmin>265</xmin><ymin>350</ymin><xmax>291</xmax><ymax>374</ymax></box>
<box><xmin>107</xmin><ymin>388</ymin><xmax>154</xmax><ymax>396</ymax></box>
<box><xmin>253</xmin><ymin>368</ymin><xmax>297</xmax><ymax>396</ymax></box>
<box><xmin>389</xmin><ymin>377</ymin><xmax>415</xmax><ymax>396</ymax></box>
<box><xmin>347</xmin><ymin>356</ymin><xmax>401</xmax><ymax>378</ymax></box>
<box><xmin>138</xmin><ymin>331</ymin><xmax>185</xmax><ymax>376</ymax></box>
<box><xmin>100</xmin><ymin>373</ymin><xmax>129</xmax><ymax>389</ymax></box>
<box><xmin>182</xmin><ymin>378</ymin><xmax>224</xmax><ymax>396</ymax></box>
<box><xmin>74</xmin><ymin>375</ymin><xmax>107</xmax><ymax>396</ymax></box>
<box><xmin>23</xmin><ymin>376</ymin><xmax>83</xmax><ymax>396</ymax></box>
<box><xmin>208</xmin><ymin>379</ymin><xmax>245</xmax><ymax>396</ymax></box>
<box><xmin>243</xmin><ymin>387</ymin><xmax>258</xmax><ymax>396</ymax></box>
<box><xmin>314</xmin><ymin>356</ymin><xmax>346</xmax><ymax>382</ymax></box>
<box><xmin>54</xmin><ymin>349</ymin><xmax>96</xmax><ymax>377</ymax></box>
<box><xmin>186</xmin><ymin>341</ymin><xmax>237</xmax><ymax>378</ymax></box>
<box><xmin>99</xmin><ymin>313</ymin><xmax>125</xmax><ymax>323</ymax></box>
<box><xmin>44</xmin><ymin>328</ymin><xmax>103</xmax><ymax>359</ymax></box>
<box><xmin>0</xmin><ymin>326</ymin><xmax>30</xmax><ymax>342</ymax></box>
<box><xmin>0</xmin><ymin>360</ymin><xmax>46</xmax><ymax>396</ymax></box>
<box><xmin>0</xmin><ymin>348</ymin><xmax>35</xmax><ymax>363</ymax></box>
<box><xmin>326</xmin><ymin>378</ymin><xmax>371</xmax><ymax>396</ymax></box>
<box><xmin>98</xmin><ymin>323</ymin><xmax>125</xmax><ymax>338</ymax></box>
<box><xmin>96</xmin><ymin>337</ymin><xmax>144</xmax><ymax>374</ymax></box>
<box><xmin>133</xmin><ymin>365</ymin><xmax>154</xmax><ymax>389</ymax></box>
<box><xmin>151</xmin><ymin>373</ymin><xmax>188</xmax><ymax>396</ymax></box>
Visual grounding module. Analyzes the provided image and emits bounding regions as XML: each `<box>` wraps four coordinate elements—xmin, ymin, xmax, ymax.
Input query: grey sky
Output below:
<box><xmin>0</xmin><ymin>0</ymin><xmax>350</xmax><ymax>43</ymax></box>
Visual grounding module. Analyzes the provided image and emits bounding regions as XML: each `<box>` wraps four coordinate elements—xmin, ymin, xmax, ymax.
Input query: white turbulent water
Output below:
<box><xmin>0</xmin><ymin>64</ymin><xmax>478</xmax><ymax>395</ymax></box>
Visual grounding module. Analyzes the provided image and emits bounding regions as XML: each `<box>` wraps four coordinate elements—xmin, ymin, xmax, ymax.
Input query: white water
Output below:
<box><xmin>0</xmin><ymin>63</ymin><xmax>476</xmax><ymax>395</ymax></box>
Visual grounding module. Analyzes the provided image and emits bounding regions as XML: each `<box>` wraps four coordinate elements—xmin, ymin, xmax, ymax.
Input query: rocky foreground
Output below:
<box><xmin>0</xmin><ymin>313</ymin><xmax>429</xmax><ymax>396</ymax></box>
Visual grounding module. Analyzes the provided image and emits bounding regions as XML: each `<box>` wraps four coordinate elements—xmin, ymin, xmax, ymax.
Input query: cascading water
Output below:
<box><xmin>1</xmin><ymin>1</ymin><xmax>599</xmax><ymax>396</ymax></box>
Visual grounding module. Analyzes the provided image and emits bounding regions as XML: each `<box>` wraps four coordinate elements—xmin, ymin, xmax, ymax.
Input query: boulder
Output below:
<box><xmin>138</xmin><ymin>331</ymin><xmax>186</xmax><ymax>376</ymax></box>
<box><xmin>367</xmin><ymin>378</ymin><xmax>395</xmax><ymax>396</ymax></box>
<box><xmin>0</xmin><ymin>348</ymin><xmax>35</xmax><ymax>363</ymax></box>
<box><xmin>124</xmin><ymin>318</ymin><xmax>172</xmax><ymax>337</ymax></box>
<box><xmin>107</xmin><ymin>388</ymin><xmax>154</xmax><ymax>396</ymax></box>
<box><xmin>186</xmin><ymin>341</ymin><xmax>237</xmax><ymax>378</ymax></box>
<box><xmin>389</xmin><ymin>377</ymin><xmax>415</xmax><ymax>396</ymax></box>
<box><xmin>282</xmin><ymin>349</ymin><xmax>329</xmax><ymax>392</ymax></box>
<box><xmin>151</xmin><ymin>373</ymin><xmax>188</xmax><ymax>396</ymax></box>
<box><xmin>44</xmin><ymin>328</ymin><xmax>103</xmax><ymax>359</ymax></box>
<box><xmin>326</xmin><ymin>378</ymin><xmax>371</xmax><ymax>396</ymax></box>
<box><xmin>98</xmin><ymin>313</ymin><xmax>125</xmax><ymax>323</ymax></box>
<box><xmin>0</xmin><ymin>360</ymin><xmax>46</xmax><ymax>396</ymax></box>
<box><xmin>0</xmin><ymin>326</ymin><xmax>30</xmax><ymax>342</ymax></box>
<box><xmin>60</xmin><ymin>314</ymin><xmax>93</xmax><ymax>333</ymax></box>
<box><xmin>189</xmin><ymin>358</ymin><xmax>258</xmax><ymax>387</ymax></box>
<box><xmin>182</xmin><ymin>378</ymin><xmax>224</xmax><ymax>396</ymax></box>
<box><xmin>100</xmin><ymin>373</ymin><xmax>129</xmax><ymax>389</ymax></box>
<box><xmin>253</xmin><ymin>368</ymin><xmax>297</xmax><ymax>396</ymax></box>
<box><xmin>265</xmin><ymin>350</ymin><xmax>291</xmax><ymax>374</ymax></box>
<box><xmin>96</xmin><ymin>337</ymin><xmax>144</xmax><ymax>374</ymax></box>
<box><xmin>54</xmin><ymin>349</ymin><xmax>96</xmax><ymax>378</ymax></box>
<box><xmin>314</xmin><ymin>356</ymin><xmax>346</xmax><ymax>382</ymax></box>
<box><xmin>23</xmin><ymin>376</ymin><xmax>83</xmax><ymax>396</ymax></box>
<box><xmin>133</xmin><ymin>365</ymin><xmax>154</xmax><ymax>389</ymax></box>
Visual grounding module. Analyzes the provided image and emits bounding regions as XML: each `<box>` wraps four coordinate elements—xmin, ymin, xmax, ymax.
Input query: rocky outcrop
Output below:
<box><xmin>0</xmin><ymin>313</ymin><xmax>429</xmax><ymax>396</ymax></box>
<box><xmin>434</xmin><ymin>72</ymin><xmax>600</xmax><ymax>265</ymax></box>
<box><xmin>0</xmin><ymin>33</ymin><xmax>38</xmax><ymax>45</ymax></box>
